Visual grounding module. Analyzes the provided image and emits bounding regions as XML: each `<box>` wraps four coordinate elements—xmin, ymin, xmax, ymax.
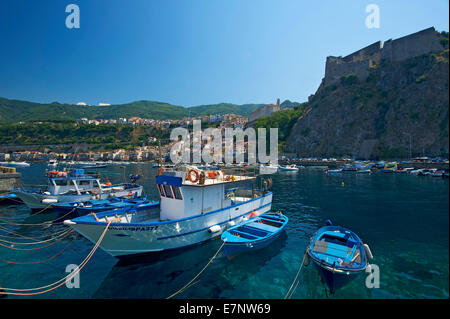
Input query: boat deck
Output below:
<box><xmin>183</xmin><ymin>175</ymin><xmax>256</xmax><ymax>186</ymax></box>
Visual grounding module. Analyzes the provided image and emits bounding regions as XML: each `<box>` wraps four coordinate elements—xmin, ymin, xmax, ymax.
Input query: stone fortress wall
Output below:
<box><xmin>322</xmin><ymin>27</ymin><xmax>445</xmax><ymax>87</ymax></box>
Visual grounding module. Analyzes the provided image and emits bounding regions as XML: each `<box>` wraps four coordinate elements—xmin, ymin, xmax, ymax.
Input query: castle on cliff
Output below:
<box><xmin>317</xmin><ymin>27</ymin><xmax>446</xmax><ymax>91</ymax></box>
<box><xmin>248</xmin><ymin>98</ymin><xmax>281</xmax><ymax>123</ymax></box>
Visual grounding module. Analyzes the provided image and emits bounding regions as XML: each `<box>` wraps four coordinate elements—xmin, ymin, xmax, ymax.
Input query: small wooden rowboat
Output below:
<box><xmin>221</xmin><ymin>212</ymin><xmax>288</xmax><ymax>256</ymax></box>
<box><xmin>306</xmin><ymin>220</ymin><xmax>373</xmax><ymax>293</ymax></box>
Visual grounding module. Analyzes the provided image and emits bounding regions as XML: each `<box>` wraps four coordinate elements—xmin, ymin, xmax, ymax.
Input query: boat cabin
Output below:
<box><xmin>156</xmin><ymin>170</ymin><xmax>257</xmax><ymax>221</ymax></box>
<box><xmin>47</xmin><ymin>169</ymin><xmax>102</xmax><ymax>195</ymax></box>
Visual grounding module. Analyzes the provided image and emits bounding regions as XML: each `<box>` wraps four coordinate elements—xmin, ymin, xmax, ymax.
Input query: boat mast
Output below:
<box><xmin>158</xmin><ymin>139</ymin><xmax>164</xmax><ymax>171</ymax></box>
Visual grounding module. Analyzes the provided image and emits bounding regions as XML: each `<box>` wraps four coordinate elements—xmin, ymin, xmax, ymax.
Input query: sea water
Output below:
<box><xmin>0</xmin><ymin>163</ymin><xmax>448</xmax><ymax>299</ymax></box>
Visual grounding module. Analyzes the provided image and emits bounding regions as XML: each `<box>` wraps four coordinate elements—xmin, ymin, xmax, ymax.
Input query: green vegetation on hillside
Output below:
<box><xmin>251</xmin><ymin>103</ymin><xmax>308</xmax><ymax>150</ymax></box>
<box><xmin>0</xmin><ymin>98</ymin><xmax>269</xmax><ymax>123</ymax></box>
<box><xmin>0</xmin><ymin>122</ymin><xmax>172</xmax><ymax>150</ymax></box>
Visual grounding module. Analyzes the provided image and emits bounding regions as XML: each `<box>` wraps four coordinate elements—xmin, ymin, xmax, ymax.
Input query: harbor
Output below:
<box><xmin>0</xmin><ymin>162</ymin><xmax>448</xmax><ymax>298</ymax></box>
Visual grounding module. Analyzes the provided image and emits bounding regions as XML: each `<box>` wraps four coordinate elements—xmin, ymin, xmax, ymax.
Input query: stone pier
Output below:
<box><xmin>0</xmin><ymin>167</ymin><xmax>22</xmax><ymax>192</ymax></box>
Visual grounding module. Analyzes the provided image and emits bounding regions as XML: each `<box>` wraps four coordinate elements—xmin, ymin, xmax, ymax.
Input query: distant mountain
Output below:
<box><xmin>0</xmin><ymin>98</ymin><xmax>276</xmax><ymax>123</ymax></box>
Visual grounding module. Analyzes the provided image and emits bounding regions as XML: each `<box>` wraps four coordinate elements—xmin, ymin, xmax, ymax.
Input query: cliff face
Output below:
<box><xmin>285</xmin><ymin>48</ymin><xmax>449</xmax><ymax>159</ymax></box>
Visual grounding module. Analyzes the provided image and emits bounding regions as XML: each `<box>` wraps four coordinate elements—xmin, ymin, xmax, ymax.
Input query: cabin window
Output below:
<box><xmin>163</xmin><ymin>185</ymin><xmax>173</xmax><ymax>198</ymax></box>
<box><xmin>78</xmin><ymin>180</ymin><xmax>91</xmax><ymax>186</ymax></box>
<box><xmin>172</xmin><ymin>186</ymin><xmax>183</xmax><ymax>200</ymax></box>
<box><xmin>157</xmin><ymin>184</ymin><xmax>165</xmax><ymax>197</ymax></box>
<box><xmin>54</xmin><ymin>179</ymin><xmax>68</xmax><ymax>186</ymax></box>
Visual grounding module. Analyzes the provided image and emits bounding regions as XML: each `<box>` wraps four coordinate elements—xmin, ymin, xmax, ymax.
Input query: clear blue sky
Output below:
<box><xmin>0</xmin><ymin>0</ymin><xmax>448</xmax><ymax>107</ymax></box>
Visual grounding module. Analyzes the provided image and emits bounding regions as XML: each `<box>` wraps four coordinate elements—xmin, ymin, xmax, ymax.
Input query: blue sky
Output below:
<box><xmin>0</xmin><ymin>0</ymin><xmax>448</xmax><ymax>107</ymax></box>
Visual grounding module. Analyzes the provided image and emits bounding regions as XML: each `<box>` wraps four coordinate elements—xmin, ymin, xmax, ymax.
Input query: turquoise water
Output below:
<box><xmin>0</xmin><ymin>163</ymin><xmax>448</xmax><ymax>299</ymax></box>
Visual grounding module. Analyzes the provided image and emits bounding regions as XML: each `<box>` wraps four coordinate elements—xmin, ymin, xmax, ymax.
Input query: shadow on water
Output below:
<box><xmin>92</xmin><ymin>232</ymin><xmax>287</xmax><ymax>298</ymax></box>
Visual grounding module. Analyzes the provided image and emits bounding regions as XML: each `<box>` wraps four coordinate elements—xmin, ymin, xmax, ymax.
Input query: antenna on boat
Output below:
<box><xmin>158</xmin><ymin>138</ymin><xmax>164</xmax><ymax>173</ymax></box>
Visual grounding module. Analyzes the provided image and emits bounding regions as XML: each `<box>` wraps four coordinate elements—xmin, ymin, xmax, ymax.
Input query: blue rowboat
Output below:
<box><xmin>52</xmin><ymin>198</ymin><xmax>113</xmax><ymax>213</ymax></box>
<box><xmin>306</xmin><ymin>220</ymin><xmax>372</xmax><ymax>293</ymax></box>
<box><xmin>221</xmin><ymin>212</ymin><xmax>288</xmax><ymax>256</ymax></box>
<box><xmin>0</xmin><ymin>193</ymin><xmax>23</xmax><ymax>205</ymax></box>
<box><xmin>52</xmin><ymin>196</ymin><xmax>154</xmax><ymax>215</ymax></box>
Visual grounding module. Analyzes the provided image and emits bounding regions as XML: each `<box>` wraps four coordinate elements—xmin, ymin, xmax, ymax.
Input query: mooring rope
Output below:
<box><xmin>0</xmin><ymin>221</ymin><xmax>110</xmax><ymax>295</ymax></box>
<box><xmin>0</xmin><ymin>228</ymin><xmax>73</xmax><ymax>246</ymax></box>
<box><xmin>283</xmin><ymin>252</ymin><xmax>307</xmax><ymax>299</ymax></box>
<box><xmin>0</xmin><ymin>229</ymin><xmax>74</xmax><ymax>251</ymax></box>
<box><xmin>166</xmin><ymin>240</ymin><xmax>226</xmax><ymax>299</ymax></box>
<box><xmin>0</xmin><ymin>225</ymin><xmax>68</xmax><ymax>242</ymax></box>
<box><xmin>0</xmin><ymin>196</ymin><xmax>24</xmax><ymax>205</ymax></box>
<box><xmin>0</xmin><ymin>234</ymin><xmax>78</xmax><ymax>265</ymax></box>
<box><xmin>0</xmin><ymin>203</ymin><xmax>55</xmax><ymax>222</ymax></box>
<box><xmin>0</xmin><ymin>206</ymin><xmax>77</xmax><ymax>226</ymax></box>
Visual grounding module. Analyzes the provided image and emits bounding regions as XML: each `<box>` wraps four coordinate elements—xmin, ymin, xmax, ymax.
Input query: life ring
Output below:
<box><xmin>187</xmin><ymin>169</ymin><xmax>199</xmax><ymax>183</ymax></box>
<box><xmin>225</xmin><ymin>175</ymin><xmax>231</xmax><ymax>181</ymax></box>
<box><xmin>106</xmin><ymin>182</ymin><xmax>112</xmax><ymax>187</ymax></box>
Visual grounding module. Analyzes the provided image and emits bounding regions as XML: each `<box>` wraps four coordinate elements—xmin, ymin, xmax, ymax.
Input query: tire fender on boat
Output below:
<box><xmin>363</xmin><ymin>243</ymin><xmax>373</xmax><ymax>260</ymax></box>
<box><xmin>304</xmin><ymin>252</ymin><xmax>310</xmax><ymax>267</ymax></box>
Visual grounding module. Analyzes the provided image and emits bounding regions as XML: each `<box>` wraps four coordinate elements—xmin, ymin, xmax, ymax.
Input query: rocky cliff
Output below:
<box><xmin>285</xmin><ymin>30</ymin><xmax>449</xmax><ymax>159</ymax></box>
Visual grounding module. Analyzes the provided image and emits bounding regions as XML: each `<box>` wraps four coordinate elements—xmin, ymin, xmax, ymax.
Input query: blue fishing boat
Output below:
<box><xmin>221</xmin><ymin>212</ymin><xmax>288</xmax><ymax>256</ymax></box>
<box><xmin>76</xmin><ymin>197</ymin><xmax>155</xmax><ymax>214</ymax></box>
<box><xmin>13</xmin><ymin>168</ymin><xmax>142</xmax><ymax>210</ymax></box>
<box><xmin>52</xmin><ymin>196</ymin><xmax>153</xmax><ymax>215</ymax></box>
<box><xmin>0</xmin><ymin>193</ymin><xmax>23</xmax><ymax>205</ymax></box>
<box><xmin>306</xmin><ymin>220</ymin><xmax>373</xmax><ymax>293</ymax></box>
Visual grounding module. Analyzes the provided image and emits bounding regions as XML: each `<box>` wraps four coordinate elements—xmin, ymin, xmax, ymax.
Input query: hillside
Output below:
<box><xmin>0</xmin><ymin>98</ymin><xmax>267</xmax><ymax>123</ymax></box>
<box><xmin>285</xmin><ymin>47</ymin><xmax>449</xmax><ymax>159</ymax></box>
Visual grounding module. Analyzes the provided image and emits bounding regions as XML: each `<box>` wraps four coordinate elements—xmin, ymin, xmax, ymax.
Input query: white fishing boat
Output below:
<box><xmin>64</xmin><ymin>167</ymin><xmax>273</xmax><ymax>257</ymax></box>
<box><xmin>48</xmin><ymin>159</ymin><xmax>58</xmax><ymax>167</ymax></box>
<box><xmin>0</xmin><ymin>161</ymin><xmax>30</xmax><ymax>167</ymax></box>
<box><xmin>325</xmin><ymin>168</ymin><xmax>343</xmax><ymax>174</ymax></box>
<box><xmin>278</xmin><ymin>164</ymin><xmax>299</xmax><ymax>172</ymax></box>
<box><xmin>259</xmin><ymin>163</ymin><xmax>278</xmax><ymax>174</ymax></box>
<box><xmin>13</xmin><ymin>168</ymin><xmax>143</xmax><ymax>210</ymax></box>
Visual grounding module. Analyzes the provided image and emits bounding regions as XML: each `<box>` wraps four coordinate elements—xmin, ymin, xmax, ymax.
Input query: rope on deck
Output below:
<box><xmin>166</xmin><ymin>240</ymin><xmax>226</xmax><ymax>299</ymax></box>
<box><xmin>283</xmin><ymin>252</ymin><xmax>307</xmax><ymax>299</ymax></box>
<box><xmin>0</xmin><ymin>221</ymin><xmax>111</xmax><ymax>296</ymax></box>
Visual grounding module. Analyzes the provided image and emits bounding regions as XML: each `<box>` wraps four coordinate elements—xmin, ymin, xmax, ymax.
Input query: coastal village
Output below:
<box><xmin>0</xmin><ymin>100</ymin><xmax>283</xmax><ymax>164</ymax></box>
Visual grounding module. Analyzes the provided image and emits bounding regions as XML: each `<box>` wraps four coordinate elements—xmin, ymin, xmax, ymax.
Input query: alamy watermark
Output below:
<box><xmin>365</xmin><ymin>4</ymin><xmax>380</xmax><ymax>29</ymax></box>
<box><xmin>365</xmin><ymin>263</ymin><xmax>380</xmax><ymax>289</ymax></box>
<box><xmin>169</xmin><ymin>120</ymin><xmax>278</xmax><ymax>165</ymax></box>
<box><xmin>65</xmin><ymin>264</ymin><xmax>80</xmax><ymax>289</ymax></box>
<box><xmin>65</xmin><ymin>4</ymin><xmax>80</xmax><ymax>29</ymax></box>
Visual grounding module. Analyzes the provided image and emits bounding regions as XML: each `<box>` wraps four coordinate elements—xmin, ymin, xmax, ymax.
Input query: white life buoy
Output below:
<box><xmin>363</xmin><ymin>244</ymin><xmax>373</xmax><ymax>260</ymax></box>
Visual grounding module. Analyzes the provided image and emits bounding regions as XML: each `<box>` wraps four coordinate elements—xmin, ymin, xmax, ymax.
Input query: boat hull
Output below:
<box><xmin>310</xmin><ymin>256</ymin><xmax>365</xmax><ymax>293</ymax></box>
<box><xmin>14</xmin><ymin>186</ymin><xmax>143</xmax><ymax>210</ymax></box>
<box><xmin>66</xmin><ymin>193</ymin><xmax>273</xmax><ymax>257</ymax></box>
<box><xmin>223</xmin><ymin>228</ymin><xmax>283</xmax><ymax>256</ymax></box>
